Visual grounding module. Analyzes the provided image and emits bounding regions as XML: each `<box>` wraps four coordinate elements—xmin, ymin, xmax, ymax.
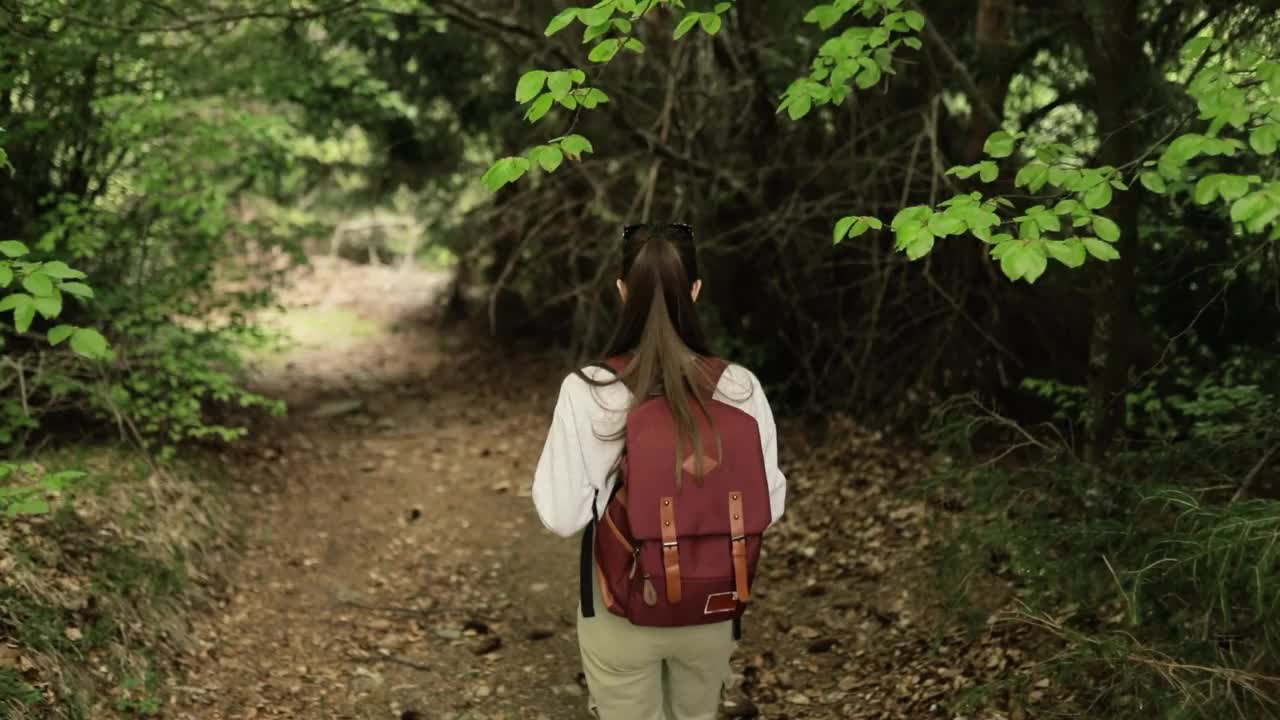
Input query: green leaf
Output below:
<box><xmin>1046</xmin><ymin>239</ymin><xmax>1086</xmax><ymax>268</ymax></box>
<box><xmin>999</xmin><ymin>243</ymin><xmax>1045</xmax><ymax>282</ymax></box>
<box><xmin>516</xmin><ymin>70</ymin><xmax>548</xmax><ymax>103</ymax></box>
<box><xmin>1193</xmin><ymin>175</ymin><xmax>1219</xmax><ymax>205</ymax></box>
<box><xmin>547</xmin><ymin>71</ymin><xmax>573</xmax><ymax>100</ymax></box>
<box><xmin>1027</xmin><ymin>206</ymin><xmax>1061</xmax><ymax>233</ymax></box>
<box><xmin>805</xmin><ymin>5</ymin><xmax>841</xmax><ymax>30</ymax></box>
<box><xmin>69</xmin><ymin>328</ymin><xmax>109</xmax><ymax>359</ymax></box>
<box><xmin>545</xmin><ymin>8</ymin><xmax>579</xmax><ymax>36</ymax></box>
<box><xmin>1245</xmin><ymin>205</ymin><xmax>1280</xmax><ymax>234</ymax></box>
<box><xmin>674</xmin><ymin>14</ymin><xmax>700</xmax><ymax>39</ymax></box>
<box><xmin>900</xmin><ymin>225</ymin><xmax>935</xmax><ymax>260</ymax></box>
<box><xmin>1181</xmin><ymin>36</ymin><xmax>1211</xmax><ymax>62</ymax></box>
<box><xmin>581</xmin><ymin>88</ymin><xmax>610</xmax><ymax>109</ymax></box>
<box><xmin>0</xmin><ymin>240</ymin><xmax>28</xmax><ymax>258</ymax></box>
<box><xmin>58</xmin><ymin>281</ymin><xmax>93</xmax><ymax>299</ymax></box>
<box><xmin>525</xmin><ymin>93</ymin><xmax>554</xmax><ymax>122</ymax></box>
<box><xmin>1054</xmin><ymin>199</ymin><xmax>1080</xmax><ymax>215</ymax></box>
<box><xmin>0</xmin><ymin>293</ymin><xmax>23</xmax><ymax>312</ymax></box>
<box><xmin>978</xmin><ymin>161</ymin><xmax>998</xmax><ymax>183</ymax></box>
<box><xmin>1230</xmin><ymin>192</ymin><xmax>1268</xmax><ymax>223</ymax></box>
<box><xmin>589</xmin><ymin>38</ymin><xmax>622</xmax><ymax>63</ymax></box>
<box><xmin>927</xmin><ymin>213</ymin><xmax>965</xmax><ymax>237</ymax></box>
<box><xmin>715</xmin><ymin>2</ymin><xmax>732</xmax><ymax>13</ymax></box>
<box><xmin>1083</xmin><ymin>237</ymin><xmax>1120</xmax><ymax>261</ymax></box>
<box><xmin>984</xmin><ymin>131</ymin><xmax>1016</xmax><ymax>159</ymax></box>
<box><xmin>22</xmin><ymin>272</ymin><xmax>52</xmax><ymax>296</ymax></box>
<box><xmin>537</xmin><ymin>146</ymin><xmax>564</xmax><ymax>172</ymax></box>
<box><xmin>699</xmin><ymin>13</ymin><xmax>722</xmax><ymax>34</ymax></box>
<box><xmin>891</xmin><ymin>205</ymin><xmax>932</xmax><ymax>230</ymax></box>
<box><xmin>0</xmin><ymin>263</ymin><xmax>10</xmax><ymax>288</ymax></box>
<box><xmin>624</xmin><ymin>38</ymin><xmax>645</xmax><ymax>53</ymax></box>
<box><xmin>903</xmin><ymin>10</ymin><xmax>925</xmax><ymax>30</ymax></box>
<box><xmin>1140</xmin><ymin>171</ymin><xmax>1167</xmax><ymax>194</ymax></box>
<box><xmin>38</xmin><ymin>261</ymin><xmax>83</xmax><ymax>279</ymax></box>
<box><xmin>1217</xmin><ymin>175</ymin><xmax>1250</xmax><ymax>202</ymax></box>
<box><xmin>7</xmin><ymin>498</ymin><xmax>50</xmax><ymax>516</ymax></box>
<box><xmin>1015</xmin><ymin>162</ymin><xmax>1050</xmax><ymax>192</ymax></box>
<box><xmin>560</xmin><ymin>134</ymin><xmax>595</xmax><ymax>159</ymax></box>
<box><xmin>834</xmin><ymin>216</ymin><xmax>857</xmax><ymax>244</ymax></box>
<box><xmin>1092</xmin><ymin>216</ymin><xmax>1121</xmax><ymax>243</ymax></box>
<box><xmin>787</xmin><ymin>94</ymin><xmax>812</xmax><ymax>121</ymax></box>
<box><xmin>578</xmin><ymin>6</ymin><xmax>614</xmax><ymax>26</ymax></box>
<box><xmin>48</xmin><ymin>324</ymin><xmax>74</xmax><ymax>345</ymax></box>
<box><xmin>1021</xmin><ymin>245</ymin><xmax>1048</xmax><ymax>282</ymax></box>
<box><xmin>583</xmin><ymin>21</ymin><xmax>611</xmax><ymax>43</ymax></box>
<box><xmin>13</xmin><ymin>296</ymin><xmax>34</xmax><ymax>332</ymax></box>
<box><xmin>32</xmin><ymin>291</ymin><xmax>61</xmax><ymax>319</ymax></box>
<box><xmin>855</xmin><ymin>59</ymin><xmax>881</xmax><ymax>89</ymax></box>
<box><xmin>1083</xmin><ymin>181</ymin><xmax>1113</xmax><ymax>210</ymax></box>
<box><xmin>482</xmin><ymin>157</ymin><xmax>533</xmax><ymax>192</ymax></box>
<box><xmin>1250</xmin><ymin>125</ymin><xmax>1278</xmax><ymax>155</ymax></box>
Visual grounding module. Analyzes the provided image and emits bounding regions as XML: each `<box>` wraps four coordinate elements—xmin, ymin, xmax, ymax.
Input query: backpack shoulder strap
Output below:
<box><xmin>700</xmin><ymin>356</ymin><xmax>731</xmax><ymax>396</ymax></box>
<box><xmin>579</xmin><ymin>489</ymin><xmax>598</xmax><ymax>618</ymax></box>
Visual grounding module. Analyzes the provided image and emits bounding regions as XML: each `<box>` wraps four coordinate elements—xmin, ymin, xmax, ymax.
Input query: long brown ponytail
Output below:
<box><xmin>578</xmin><ymin>223</ymin><xmax>720</xmax><ymax>486</ymax></box>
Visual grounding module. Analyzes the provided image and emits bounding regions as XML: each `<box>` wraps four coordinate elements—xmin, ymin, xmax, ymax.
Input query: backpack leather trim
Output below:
<box><xmin>729</xmin><ymin>491</ymin><xmax>750</xmax><ymax>603</ymax></box>
<box><xmin>659</xmin><ymin>496</ymin><xmax>682</xmax><ymax>604</ymax></box>
<box><xmin>596</xmin><ymin>560</ymin><xmax>617</xmax><ymax>611</ymax></box>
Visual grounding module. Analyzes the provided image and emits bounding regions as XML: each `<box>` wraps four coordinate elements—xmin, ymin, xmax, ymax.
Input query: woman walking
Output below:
<box><xmin>532</xmin><ymin>223</ymin><xmax>786</xmax><ymax>720</ymax></box>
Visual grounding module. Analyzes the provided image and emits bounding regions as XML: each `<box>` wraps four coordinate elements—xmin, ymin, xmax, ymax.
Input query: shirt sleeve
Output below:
<box><xmin>531</xmin><ymin>375</ymin><xmax>597</xmax><ymax>538</ymax></box>
<box><xmin>748</xmin><ymin>371</ymin><xmax>787</xmax><ymax>524</ymax></box>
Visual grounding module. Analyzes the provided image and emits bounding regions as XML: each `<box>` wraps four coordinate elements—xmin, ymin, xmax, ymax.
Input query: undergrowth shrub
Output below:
<box><xmin>926</xmin><ymin>384</ymin><xmax>1280</xmax><ymax>719</ymax></box>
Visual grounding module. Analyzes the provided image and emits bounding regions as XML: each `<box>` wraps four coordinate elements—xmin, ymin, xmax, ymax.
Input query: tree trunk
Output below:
<box><xmin>1081</xmin><ymin>0</ymin><xmax>1150</xmax><ymax>459</ymax></box>
<box><xmin>964</xmin><ymin>0</ymin><xmax>1015</xmax><ymax>162</ymax></box>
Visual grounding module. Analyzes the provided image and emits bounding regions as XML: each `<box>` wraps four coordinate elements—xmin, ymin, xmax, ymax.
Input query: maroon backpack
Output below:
<box><xmin>580</xmin><ymin>355</ymin><xmax>772</xmax><ymax>636</ymax></box>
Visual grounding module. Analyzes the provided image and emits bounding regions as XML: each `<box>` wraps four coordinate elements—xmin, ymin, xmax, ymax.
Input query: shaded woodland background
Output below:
<box><xmin>2</xmin><ymin>1</ymin><xmax>1279</xmax><ymax>718</ymax></box>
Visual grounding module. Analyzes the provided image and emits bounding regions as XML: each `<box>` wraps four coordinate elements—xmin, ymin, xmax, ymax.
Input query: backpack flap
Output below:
<box><xmin>624</xmin><ymin>400</ymin><xmax>772</xmax><ymax>542</ymax></box>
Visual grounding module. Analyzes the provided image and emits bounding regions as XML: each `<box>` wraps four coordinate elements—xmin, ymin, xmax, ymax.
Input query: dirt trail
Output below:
<box><xmin>167</xmin><ymin>258</ymin><xmax>1042</xmax><ymax>720</ymax></box>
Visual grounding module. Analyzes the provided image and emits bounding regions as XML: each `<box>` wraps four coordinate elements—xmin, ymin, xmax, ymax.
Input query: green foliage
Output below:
<box><xmin>113</xmin><ymin>669</ymin><xmax>163</xmax><ymax>717</ymax></box>
<box><xmin>0</xmin><ymin>232</ymin><xmax>108</xmax><ymax>360</ymax></box>
<box><xmin>0</xmin><ymin>667</ymin><xmax>43</xmax><ymax>712</ymax></box>
<box><xmin>501</xmin><ymin>3</ymin><xmax>1280</xmax><ymax>286</ymax></box>
<box><xmin>781</xmin><ymin>0</ymin><xmax>921</xmax><ymax>118</ymax></box>
<box><xmin>842</xmin><ymin>26</ymin><xmax>1280</xmax><ymax>281</ymax></box>
<box><xmin>0</xmin><ymin>464</ymin><xmax>87</xmax><ymax>519</ymax></box>
<box><xmin>0</xmin><ymin>1</ymin><xmax>337</xmax><ymax>455</ymax></box>
<box><xmin>488</xmin><ymin>0</ymin><xmax>742</xmax><ymax>191</ymax></box>
<box><xmin>926</xmin><ymin>392</ymin><xmax>1280</xmax><ymax>718</ymax></box>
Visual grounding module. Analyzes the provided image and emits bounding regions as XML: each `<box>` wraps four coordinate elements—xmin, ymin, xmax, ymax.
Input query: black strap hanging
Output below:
<box><xmin>579</xmin><ymin>490</ymin><xmax>599</xmax><ymax>618</ymax></box>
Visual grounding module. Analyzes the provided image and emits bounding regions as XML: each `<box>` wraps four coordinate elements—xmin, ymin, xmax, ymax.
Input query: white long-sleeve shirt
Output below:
<box><xmin>532</xmin><ymin>364</ymin><xmax>786</xmax><ymax>538</ymax></box>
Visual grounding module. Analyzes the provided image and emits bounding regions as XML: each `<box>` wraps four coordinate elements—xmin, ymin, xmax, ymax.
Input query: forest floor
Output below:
<box><xmin>165</xmin><ymin>257</ymin><xmax>1054</xmax><ymax>720</ymax></box>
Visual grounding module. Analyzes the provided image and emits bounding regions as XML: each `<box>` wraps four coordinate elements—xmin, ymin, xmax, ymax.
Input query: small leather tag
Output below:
<box><xmin>704</xmin><ymin>592</ymin><xmax>737</xmax><ymax>614</ymax></box>
<box><xmin>643</xmin><ymin>579</ymin><xmax>658</xmax><ymax>607</ymax></box>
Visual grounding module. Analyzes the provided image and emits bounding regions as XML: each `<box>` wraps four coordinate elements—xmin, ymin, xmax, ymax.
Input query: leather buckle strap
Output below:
<box><xmin>659</xmin><ymin>496</ymin><xmax>682</xmax><ymax>604</ymax></box>
<box><xmin>729</xmin><ymin>491</ymin><xmax>750</xmax><ymax>603</ymax></box>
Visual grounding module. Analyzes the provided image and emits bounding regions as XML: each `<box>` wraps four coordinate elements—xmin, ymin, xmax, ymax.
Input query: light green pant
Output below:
<box><xmin>577</xmin><ymin>563</ymin><xmax>736</xmax><ymax>720</ymax></box>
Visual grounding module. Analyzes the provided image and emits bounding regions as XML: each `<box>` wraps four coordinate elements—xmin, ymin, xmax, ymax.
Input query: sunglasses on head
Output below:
<box><xmin>622</xmin><ymin>222</ymin><xmax>693</xmax><ymax>240</ymax></box>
